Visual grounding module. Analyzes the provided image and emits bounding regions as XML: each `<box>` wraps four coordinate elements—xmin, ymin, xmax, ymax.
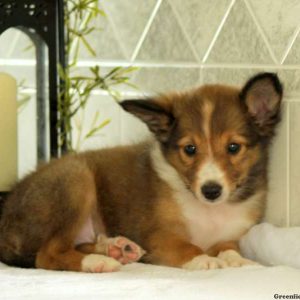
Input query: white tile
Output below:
<box><xmin>77</xmin><ymin>5</ymin><xmax>125</xmax><ymax>60</ymax></box>
<box><xmin>0</xmin><ymin>28</ymin><xmax>35</xmax><ymax>59</ymax></box>
<box><xmin>120</xmin><ymin>107</ymin><xmax>151</xmax><ymax>145</ymax></box>
<box><xmin>264</xmin><ymin>103</ymin><xmax>288</xmax><ymax>226</ymax></box>
<box><xmin>284</xmin><ymin>33</ymin><xmax>300</xmax><ymax>64</ymax></box>
<box><xmin>136</xmin><ymin>0</ymin><xmax>197</xmax><ymax>62</ymax></box>
<box><xmin>207</xmin><ymin>0</ymin><xmax>273</xmax><ymax>63</ymax></box>
<box><xmin>72</xmin><ymin>95</ymin><xmax>121</xmax><ymax>151</ymax></box>
<box><xmin>170</xmin><ymin>0</ymin><xmax>231</xmax><ymax>61</ymax></box>
<box><xmin>133</xmin><ymin>67</ymin><xmax>200</xmax><ymax>94</ymax></box>
<box><xmin>202</xmin><ymin>68</ymin><xmax>268</xmax><ymax>87</ymax></box>
<box><xmin>17</xmin><ymin>92</ymin><xmax>37</xmax><ymax>179</ymax></box>
<box><xmin>249</xmin><ymin>0</ymin><xmax>300</xmax><ymax>62</ymax></box>
<box><xmin>289</xmin><ymin>101</ymin><xmax>300</xmax><ymax>226</ymax></box>
<box><xmin>202</xmin><ymin>68</ymin><xmax>300</xmax><ymax>98</ymax></box>
<box><xmin>102</xmin><ymin>0</ymin><xmax>157</xmax><ymax>59</ymax></box>
<box><xmin>277</xmin><ymin>70</ymin><xmax>300</xmax><ymax>97</ymax></box>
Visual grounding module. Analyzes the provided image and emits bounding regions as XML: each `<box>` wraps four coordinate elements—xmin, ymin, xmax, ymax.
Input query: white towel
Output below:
<box><xmin>240</xmin><ymin>222</ymin><xmax>300</xmax><ymax>268</ymax></box>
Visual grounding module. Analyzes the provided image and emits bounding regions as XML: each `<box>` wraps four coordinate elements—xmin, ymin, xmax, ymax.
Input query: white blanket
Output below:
<box><xmin>1</xmin><ymin>262</ymin><xmax>299</xmax><ymax>300</ymax></box>
<box><xmin>2</xmin><ymin>223</ymin><xmax>300</xmax><ymax>299</ymax></box>
<box><xmin>240</xmin><ymin>223</ymin><xmax>300</xmax><ymax>268</ymax></box>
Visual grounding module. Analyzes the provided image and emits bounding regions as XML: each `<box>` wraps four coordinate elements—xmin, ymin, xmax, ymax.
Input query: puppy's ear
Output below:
<box><xmin>240</xmin><ymin>72</ymin><xmax>283</xmax><ymax>136</ymax></box>
<box><xmin>120</xmin><ymin>99</ymin><xmax>174</xmax><ymax>142</ymax></box>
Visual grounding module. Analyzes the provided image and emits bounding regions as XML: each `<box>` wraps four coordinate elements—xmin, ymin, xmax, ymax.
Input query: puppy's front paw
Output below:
<box><xmin>218</xmin><ymin>249</ymin><xmax>258</xmax><ymax>267</ymax></box>
<box><xmin>81</xmin><ymin>254</ymin><xmax>121</xmax><ymax>273</ymax></box>
<box><xmin>182</xmin><ymin>254</ymin><xmax>228</xmax><ymax>270</ymax></box>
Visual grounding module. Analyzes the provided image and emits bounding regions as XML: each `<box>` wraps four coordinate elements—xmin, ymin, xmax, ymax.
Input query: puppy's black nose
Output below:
<box><xmin>201</xmin><ymin>182</ymin><xmax>222</xmax><ymax>201</ymax></box>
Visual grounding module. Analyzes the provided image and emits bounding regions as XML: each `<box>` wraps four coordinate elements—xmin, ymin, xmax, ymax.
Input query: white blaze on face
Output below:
<box><xmin>202</xmin><ymin>101</ymin><xmax>214</xmax><ymax>138</ymax></box>
<box><xmin>202</xmin><ymin>101</ymin><xmax>214</xmax><ymax>155</ymax></box>
<box><xmin>198</xmin><ymin>161</ymin><xmax>225</xmax><ymax>183</ymax></box>
<box><xmin>198</xmin><ymin>101</ymin><xmax>229</xmax><ymax>202</ymax></box>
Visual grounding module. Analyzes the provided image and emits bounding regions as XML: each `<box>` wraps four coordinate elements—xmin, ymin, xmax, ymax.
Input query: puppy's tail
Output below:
<box><xmin>0</xmin><ymin>225</ymin><xmax>35</xmax><ymax>268</ymax></box>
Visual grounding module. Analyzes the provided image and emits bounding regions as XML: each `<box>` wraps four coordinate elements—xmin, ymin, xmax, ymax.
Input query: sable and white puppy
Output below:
<box><xmin>0</xmin><ymin>72</ymin><xmax>283</xmax><ymax>272</ymax></box>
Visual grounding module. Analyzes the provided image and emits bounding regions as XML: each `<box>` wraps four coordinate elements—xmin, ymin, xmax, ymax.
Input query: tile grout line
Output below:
<box><xmin>19</xmin><ymin>88</ymin><xmax>300</xmax><ymax>100</ymax></box>
<box><xmin>130</xmin><ymin>0</ymin><xmax>163</xmax><ymax>62</ymax></box>
<box><xmin>168</xmin><ymin>0</ymin><xmax>201</xmax><ymax>62</ymax></box>
<box><xmin>243</xmin><ymin>0</ymin><xmax>278</xmax><ymax>64</ymax></box>
<box><xmin>286</xmin><ymin>102</ymin><xmax>290</xmax><ymax>227</ymax></box>
<box><xmin>280</xmin><ymin>23</ymin><xmax>300</xmax><ymax>64</ymax></box>
<box><xmin>6</xmin><ymin>59</ymin><xmax>300</xmax><ymax>70</ymax></box>
<box><xmin>202</xmin><ymin>0</ymin><xmax>236</xmax><ymax>63</ymax></box>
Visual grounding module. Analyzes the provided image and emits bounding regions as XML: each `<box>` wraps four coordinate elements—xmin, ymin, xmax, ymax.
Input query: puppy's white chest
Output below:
<box><xmin>180</xmin><ymin>199</ymin><xmax>252</xmax><ymax>251</ymax></box>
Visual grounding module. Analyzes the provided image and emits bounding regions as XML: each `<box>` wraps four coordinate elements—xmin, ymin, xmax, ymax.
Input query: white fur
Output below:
<box><xmin>202</xmin><ymin>101</ymin><xmax>214</xmax><ymax>153</ymax></box>
<box><xmin>151</xmin><ymin>142</ymin><xmax>190</xmax><ymax>195</ymax></box>
<box><xmin>182</xmin><ymin>254</ymin><xmax>228</xmax><ymax>270</ymax></box>
<box><xmin>151</xmin><ymin>142</ymin><xmax>260</xmax><ymax>251</ymax></box>
<box><xmin>81</xmin><ymin>254</ymin><xmax>121</xmax><ymax>273</ymax></box>
<box><xmin>198</xmin><ymin>161</ymin><xmax>225</xmax><ymax>184</ymax></box>
<box><xmin>199</xmin><ymin>101</ymin><xmax>229</xmax><ymax>201</ymax></box>
<box><xmin>179</xmin><ymin>188</ymin><xmax>263</xmax><ymax>250</ymax></box>
<box><xmin>218</xmin><ymin>249</ymin><xmax>258</xmax><ymax>267</ymax></box>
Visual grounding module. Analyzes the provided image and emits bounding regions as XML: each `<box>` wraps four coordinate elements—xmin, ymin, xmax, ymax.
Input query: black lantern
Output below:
<box><xmin>0</xmin><ymin>0</ymin><xmax>66</xmax><ymax>158</ymax></box>
<box><xmin>0</xmin><ymin>0</ymin><xmax>66</xmax><ymax>201</ymax></box>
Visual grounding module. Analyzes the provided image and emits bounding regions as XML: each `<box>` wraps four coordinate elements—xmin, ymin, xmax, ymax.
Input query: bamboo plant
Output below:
<box><xmin>59</xmin><ymin>0</ymin><xmax>137</xmax><ymax>151</ymax></box>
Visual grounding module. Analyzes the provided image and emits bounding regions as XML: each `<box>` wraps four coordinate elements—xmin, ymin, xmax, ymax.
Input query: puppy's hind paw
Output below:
<box><xmin>81</xmin><ymin>254</ymin><xmax>121</xmax><ymax>273</ymax></box>
<box><xmin>96</xmin><ymin>234</ymin><xmax>146</xmax><ymax>264</ymax></box>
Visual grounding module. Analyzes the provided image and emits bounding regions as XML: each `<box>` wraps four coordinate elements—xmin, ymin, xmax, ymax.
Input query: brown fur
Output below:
<box><xmin>0</xmin><ymin>73</ymin><xmax>283</xmax><ymax>271</ymax></box>
<box><xmin>206</xmin><ymin>241</ymin><xmax>240</xmax><ymax>257</ymax></box>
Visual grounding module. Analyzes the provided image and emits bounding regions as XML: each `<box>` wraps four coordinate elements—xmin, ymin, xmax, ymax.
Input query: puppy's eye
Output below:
<box><xmin>184</xmin><ymin>144</ymin><xmax>197</xmax><ymax>156</ymax></box>
<box><xmin>227</xmin><ymin>143</ymin><xmax>241</xmax><ymax>155</ymax></box>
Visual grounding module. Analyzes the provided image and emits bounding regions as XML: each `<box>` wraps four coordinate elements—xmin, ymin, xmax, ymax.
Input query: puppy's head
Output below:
<box><xmin>120</xmin><ymin>73</ymin><xmax>283</xmax><ymax>204</ymax></box>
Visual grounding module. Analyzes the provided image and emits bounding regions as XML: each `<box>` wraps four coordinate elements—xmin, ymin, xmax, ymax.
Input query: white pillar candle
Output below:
<box><xmin>0</xmin><ymin>72</ymin><xmax>17</xmax><ymax>191</ymax></box>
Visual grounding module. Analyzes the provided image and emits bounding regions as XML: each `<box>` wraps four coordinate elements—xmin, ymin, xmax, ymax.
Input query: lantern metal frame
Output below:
<box><xmin>0</xmin><ymin>0</ymin><xmax>66</xmax><ymax>200</ymax></box>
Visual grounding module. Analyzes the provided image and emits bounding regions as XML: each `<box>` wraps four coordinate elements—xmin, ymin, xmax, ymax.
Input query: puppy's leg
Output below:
<box><xmin>36</xmin><ymin>238</ymin><xmax>121</xmax><ymax>273</ymax></box>
<box><xmin>146</xmin><ymin>231</ymin><xmax>227</xmax><ymax>270</ymax></box>
<box><xmin>76</xmin><ymin>234</ymin><xmax>146</xmax><ymax>264</ymax></box>
<box><xmin>35</xmin><ymin>167</ymin><xmax>121</xmax><ymax>273</ymax></box>
<box><xmin>206</xmin><ymin>241</ymin><xmax>258</xmax><ymax>267</ymax></box>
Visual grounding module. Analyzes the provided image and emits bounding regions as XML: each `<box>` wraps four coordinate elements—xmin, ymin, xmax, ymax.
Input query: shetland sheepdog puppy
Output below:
<box><xmin>0</xmin><ymin>72</ymin><xmax>282</xmax><ymax>272</ymax></box>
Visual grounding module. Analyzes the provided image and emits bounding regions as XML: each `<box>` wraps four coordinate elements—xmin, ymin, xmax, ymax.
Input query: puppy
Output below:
<box><xmin>0</xmin><ymin>72</ymin><xmax>283</xmax><ymax>272</ymax></box>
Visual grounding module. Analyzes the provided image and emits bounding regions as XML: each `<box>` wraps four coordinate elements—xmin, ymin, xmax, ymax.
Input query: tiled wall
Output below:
<box><xmin>0</xmin><ymin>0</ymin><xmax>300</xmax><ymax>226</ymax></box>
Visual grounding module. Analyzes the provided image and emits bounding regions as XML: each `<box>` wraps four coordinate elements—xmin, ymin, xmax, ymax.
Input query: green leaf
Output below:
<box><xmin>85</xmin><ymin>119</ymin><xmax>110</xmax><ymax>138</ymax></box>
<box><xmin>80</xmin><ymin>35</ymin><xmax>96</xmax><ymax>56</ymax></box>
<box><xmin>23</xmin><ymin>43</ymin><xmax>34</xmax><ymax>52</ymax></box>
<box><xmin>90</xmin><ymin>110</ymin><xmax>100</xmax><ymax>130</ymax></box>
<box><xmin>116</xmin><ymin>66</ymin><xmax>140</xmax><ymax>75</ymax></box>
<box><xmin>90</xmin><ymin>65</ymin><xmax>100</xmax><ymax>76</ymax></box>
<box><xmin>124</xmin><ymin>81</ymin><xmax>140</xmax><ymax>90</ymax></box>
<box><xmin>58</xmin><ymin>64</ymin><xmax>66</xmax><ymax>80</ymax></box>
<box><xmin>93</xmin><ymin>7</ymin><xmax>106</xmax><ymax>17</ymax></box>
<box><xmin>84</xmin><ymin>27</ymin><xmax>96</xmax><ymax>35</ymax></box>
<box><xmin>103</xmin><ymin>66</ymin><xmax>122</xmax><ymax>79</ymax></box>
